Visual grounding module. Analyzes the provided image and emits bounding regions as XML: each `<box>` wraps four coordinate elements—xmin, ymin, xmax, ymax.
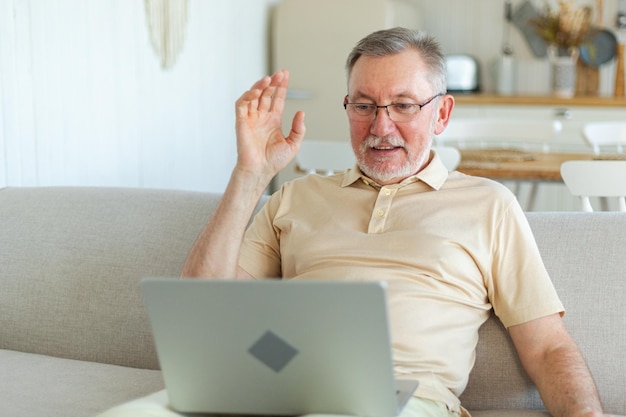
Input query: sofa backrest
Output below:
<box><xmin>0</xmin><ymin>187</ymin><xmax>265</xmax><ymax>370</ymax></box>
<box><xmin>460</xmin><ymin>212</ymin><xmax>626</xmax><ymax>415</ymax></box>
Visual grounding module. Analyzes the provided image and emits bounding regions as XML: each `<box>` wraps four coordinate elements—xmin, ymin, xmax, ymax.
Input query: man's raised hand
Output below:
<box><xmin>234</xmin><ymin>69</ymin><xmax>305</xmax><ymax>181</ymax></box>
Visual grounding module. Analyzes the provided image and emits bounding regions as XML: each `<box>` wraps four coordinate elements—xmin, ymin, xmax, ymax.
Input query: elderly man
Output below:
<box><xmin>182</xmin><ymin>28</ymin><xmax>609</xmax><ymax>417</ymax></box>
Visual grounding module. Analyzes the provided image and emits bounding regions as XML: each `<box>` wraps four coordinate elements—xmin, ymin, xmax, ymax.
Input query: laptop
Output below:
<box><xmin>142</xmin><ymin>278</ymin><xmax>419</xmax><ymax>417</ymax></box>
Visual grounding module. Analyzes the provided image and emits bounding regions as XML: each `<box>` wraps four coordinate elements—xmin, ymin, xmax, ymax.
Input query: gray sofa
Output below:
<box><xmin>0</xmin><ymin>186</ymin><xmax>624</xmax><ymax>417</ymax></box>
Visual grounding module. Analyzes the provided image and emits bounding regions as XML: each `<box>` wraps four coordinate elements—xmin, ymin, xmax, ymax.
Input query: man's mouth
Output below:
<box><xmin>363</xmin><ymin>136</ymin><xmax>406</xmax><ymax>155</ymax></box>
<box><xmin>371</xmin><ymin>145</ymin><xmax>401</xmax><ymax>151</ymax></box>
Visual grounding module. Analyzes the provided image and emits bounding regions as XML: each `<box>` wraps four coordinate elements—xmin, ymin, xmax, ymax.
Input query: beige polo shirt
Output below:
<box><xmin>239</xmin><ymin>151</ymin><xmax>564</xmax><ymax>412</ymax></box>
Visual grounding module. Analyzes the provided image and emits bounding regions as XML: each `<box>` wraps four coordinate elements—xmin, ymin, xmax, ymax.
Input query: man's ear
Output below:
<box><xmin>433</xmin><ymin>94</ymin><xmax>455</xmax><ymax>136</ymax></box>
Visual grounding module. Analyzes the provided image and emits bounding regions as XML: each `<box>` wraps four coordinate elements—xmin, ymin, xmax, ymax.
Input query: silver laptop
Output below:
<box><xmin>142</xmin><ymin>279</ymin><xmax>419</xmax><ymax>417</ymax></box>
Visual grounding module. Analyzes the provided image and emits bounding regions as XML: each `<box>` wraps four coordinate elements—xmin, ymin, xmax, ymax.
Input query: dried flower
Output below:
<box><xmin>530</xmin><ymin>0</ymin><xmax>592</xmax><ymax>49</ymax></box>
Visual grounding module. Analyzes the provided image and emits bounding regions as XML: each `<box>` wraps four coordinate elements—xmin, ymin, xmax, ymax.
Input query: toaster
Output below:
<box><xmin>445</xmin><ymin>54</ymin><xmax>480</xmax><ymax>93</ymax></box>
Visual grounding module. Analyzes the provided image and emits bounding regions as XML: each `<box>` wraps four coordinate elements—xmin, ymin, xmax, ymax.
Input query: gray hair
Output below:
<box><xmin>345</xmin><ymin>27</ymin><xmax>447</xmax><ymax>95</ymax></box>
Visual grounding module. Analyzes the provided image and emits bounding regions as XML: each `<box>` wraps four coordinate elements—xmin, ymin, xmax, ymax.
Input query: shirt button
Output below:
<box><xmin>384</xmin><ymin>189</ymin><xmax>391</xmax><ymax>196</ymax></box>
<box><xmin>377</xmin><ymin>209</ymin><xmax>385</xmax><ymax>217</ymax></box>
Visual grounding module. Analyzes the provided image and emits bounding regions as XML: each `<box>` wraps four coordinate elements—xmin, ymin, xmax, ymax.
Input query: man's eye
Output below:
<box><xmin>354</xmin><ymin>104</ymin><xmax>374</xmax><ymax>111</ymax></box>
<box><xmin>393</xmin><ymin>103</ymin><xmax>416</xmax><ymax>111</ymax></box>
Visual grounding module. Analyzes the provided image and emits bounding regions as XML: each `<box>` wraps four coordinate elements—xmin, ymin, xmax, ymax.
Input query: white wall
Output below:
<box><xmin>0</xmin><ymin>0</ymin><xmax>276</xmax><ymax>192</ymax></box>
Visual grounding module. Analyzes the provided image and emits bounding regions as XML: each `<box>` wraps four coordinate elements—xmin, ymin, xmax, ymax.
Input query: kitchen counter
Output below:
<box><xmin>452</xmin><ymin>94</ymin><xmax>626</xmax><ymax>108</ymax></box>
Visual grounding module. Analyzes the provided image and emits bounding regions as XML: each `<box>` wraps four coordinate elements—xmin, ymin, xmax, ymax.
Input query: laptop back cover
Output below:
<box><xmin>142</xmin><ymin>279</ymin><xmax>406</xmax><ymax>417</ymax></box>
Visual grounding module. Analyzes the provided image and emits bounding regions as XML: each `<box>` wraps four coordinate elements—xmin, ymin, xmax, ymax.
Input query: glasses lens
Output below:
<box><xmin>345</xmin><ymin>94</ymin><xmax>442</xmax><ymax>123</ymax></box>
<box><xmin>388</xmin><ymin>104</ymin><xmax>418</xmax><ymax>122</ymax></box>
<box><xmin>347</xmin><ymin>104</ymin><xmax>374</xmax><ymax>120</ymax></box>
<box><xmin>347</xmin><ymin>104</ymin><xmax>411</xmax><ymax>122</ymax></box>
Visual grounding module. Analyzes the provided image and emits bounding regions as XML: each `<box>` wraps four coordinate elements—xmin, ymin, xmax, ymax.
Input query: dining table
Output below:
<box><xmin>455</xmin><ymin>148</ymin><xmax>625</xmax><ymax>210</ymax></box>
<box><xmin>456</xmin><ymin>148</ymin><xmax>598</xmax><ymax>182</ymax></box>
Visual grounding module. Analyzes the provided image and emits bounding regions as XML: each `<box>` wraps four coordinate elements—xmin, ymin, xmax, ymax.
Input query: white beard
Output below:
<box><xmin>357</xmin><ymin>135</ymin><xmax>430</xmax><ymax>184</ymax></box>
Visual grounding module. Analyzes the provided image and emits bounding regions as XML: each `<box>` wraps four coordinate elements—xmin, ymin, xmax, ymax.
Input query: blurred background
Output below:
<box><xmin>1</xmin><ymin>0</ymin><xmax>623</xmax><ymax>196</ymax></box>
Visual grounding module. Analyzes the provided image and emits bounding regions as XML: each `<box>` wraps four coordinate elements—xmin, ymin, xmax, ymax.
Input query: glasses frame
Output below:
<box><xmin>343</xmin><ymin>93</ymin><xmax>445</xmax><ymax>123</ymax></box>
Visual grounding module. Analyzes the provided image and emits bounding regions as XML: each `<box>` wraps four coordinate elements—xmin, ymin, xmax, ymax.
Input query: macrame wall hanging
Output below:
<box><xmin>145</xmin><ymin>0</ymin><xmax>189</xmax><ymax>69</ymax></box>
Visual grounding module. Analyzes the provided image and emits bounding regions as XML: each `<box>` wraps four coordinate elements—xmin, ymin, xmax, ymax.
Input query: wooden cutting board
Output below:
<box><xmin>576</xmin><ymin>60</ymin><xmax>600</xmax><ymax>96</ymax></box>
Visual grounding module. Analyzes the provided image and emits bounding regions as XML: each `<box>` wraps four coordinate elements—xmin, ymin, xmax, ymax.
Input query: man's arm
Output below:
<box><xmin>180</xmin><ymin>169</ymin><xmax>267</xmax><ymax>279</ymax></box>
<box><xmin>180</xmin><ymin>69</ymin><xmax>305</xmax><ymax>279</ymax></box>
<box><xmin>509</xmin><ymin>313</ymin><xmax>612</xmax><ymax>417</ymax></box>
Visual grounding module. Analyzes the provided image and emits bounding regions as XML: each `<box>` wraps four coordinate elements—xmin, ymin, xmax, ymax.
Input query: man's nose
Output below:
<box><xmin>370</xmin><ymin>106</ymin><xmax>396</xmax><ymax>136</ymax></box>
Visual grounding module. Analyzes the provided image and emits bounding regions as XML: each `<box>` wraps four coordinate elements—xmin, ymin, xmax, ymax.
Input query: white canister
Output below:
<box><xmin>495</xmin><ymin>54</ymin><xmax>517</xmax><ymax>96</ymax></box>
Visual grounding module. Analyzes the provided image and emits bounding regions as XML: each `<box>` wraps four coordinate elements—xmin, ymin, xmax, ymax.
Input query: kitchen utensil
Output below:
<box><xmin>614</xmin><ymin>2</ymin><xmax>626</xmax><ymax>97</ymax></box>
<box><xmin>614</xmin><ymin>39</ymin><xmax>625</xmax><ymax>97</ymax></box>
<box><xmin>580</xmin><ymin>28</ymin><xmax>618</xmax><ymax>67</ymax></box>
<box><xmin>502</xmin><ymin>0</ymin><xmax>514</xmax><ymax>56</ymax></box>
<box><xmin>576</xmin><ymin>60</ymin><xmax>600</xmax><ymax>96</ymax></box>
<box><xmin>512</xmin><ymin>0</ymin><xmax>548</xmax><ymax>58</ymax></box>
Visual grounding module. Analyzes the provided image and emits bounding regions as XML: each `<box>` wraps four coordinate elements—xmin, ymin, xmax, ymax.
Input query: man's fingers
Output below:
<box><xmin>250</xmin><ymin>75</ymin><xmax>272</xmax><ymax>91</ymax></box>
<box><xmin>259</xmin><ymin>70</ymin><xmax>289</xmax><ymax>112</ymax></box>
<box><xmin>288</xmin><ymin>111</ymin><xmax>306</xmax><ymax>144</ymax></box>
<box><xmin>236</xmin><ymin>94</ymin><xmax>259</xmax><ymax>119</ymax></box>
<box><xmin>235</xmin><ymin>75</ymin><xmax>273</xmax><ymax>117</ymax></box>
<box><xmin>258</xmin><ymin>87</ymin><xmax>275</xmax><ymax>112</ymax></box>
<box><xmin>269</xmin><ymin>70</ymin><xmax>289</xmax><ymax>113</ymax></box>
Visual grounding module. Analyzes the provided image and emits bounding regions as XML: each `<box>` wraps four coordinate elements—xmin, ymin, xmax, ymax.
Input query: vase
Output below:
<box><xmin>547</xmin><ymin>44</ymin><xmax>579</xmax><ymax>98</ymax></box>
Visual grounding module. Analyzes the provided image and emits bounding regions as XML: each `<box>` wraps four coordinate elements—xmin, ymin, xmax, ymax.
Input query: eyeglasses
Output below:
<box><xmin>343</xmin><ymin>93</ymin><xmax>444</xmax><ymax>123</ymax></box>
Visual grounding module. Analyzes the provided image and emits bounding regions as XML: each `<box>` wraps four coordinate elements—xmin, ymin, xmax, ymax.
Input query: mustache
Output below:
<box><xmin>361</xmin><ymin>135</ymin><xmax>406</xmax><ymax>148</ymax></box>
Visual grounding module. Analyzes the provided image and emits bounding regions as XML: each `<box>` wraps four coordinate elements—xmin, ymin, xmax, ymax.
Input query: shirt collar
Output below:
<box><xmin>341</xmin><ymin>149</ymin><xmax>449</xmax><ymax>190</ymax></box>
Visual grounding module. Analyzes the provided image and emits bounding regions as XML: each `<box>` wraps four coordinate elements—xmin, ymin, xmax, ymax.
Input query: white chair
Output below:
<box><xmin>560</xmin><ymin>160</ymin><xmax>626</xmax><ymax>212</ymax></box>
<box><xmin>581</xmin><ymin>122</ymin><xmax>626</xmax><ymax>209</ymax></box>
<box><xmin>295</xmin><ymin>140</ymin><xmax>355</xmax><ymax>175</ymax></box>
<box><xmin>435</xmin><ymin>118</ymin><xmax>563</xmax><ymax>210</ymax></box>
<box><xmin>582</xmin><ymin>121</ymin><xmax>626</xmax><ymax>155</ymax></box>
<box><xmin>432</xmin><ymin>145</ymin><xmax>461</xmax><ymax>171</ymax></box>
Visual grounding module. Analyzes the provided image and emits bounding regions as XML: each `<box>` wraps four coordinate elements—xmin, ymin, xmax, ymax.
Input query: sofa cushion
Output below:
<box><xmin>0</xmin><ymin>187</ymin><xmax>226</xmax><ymax>369</ymax></box>
<box><xmin>461</xmin><ymin>212</ymin><xmax>626</xmax><ymax>416</ymax></box>
<box><xmin>459</xmin><ymin>315</ymin><xmax>544</xmax><ymax>411</ymax></box>
<box><xmin>527</xmin><ymin>212</ymin><xmax>626</xmax><ymax>416</ymax></box>
<box><xmin>1</xmin><ymin>349</ymin><xmax>164</xmax><ymax>417</ymax></box>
